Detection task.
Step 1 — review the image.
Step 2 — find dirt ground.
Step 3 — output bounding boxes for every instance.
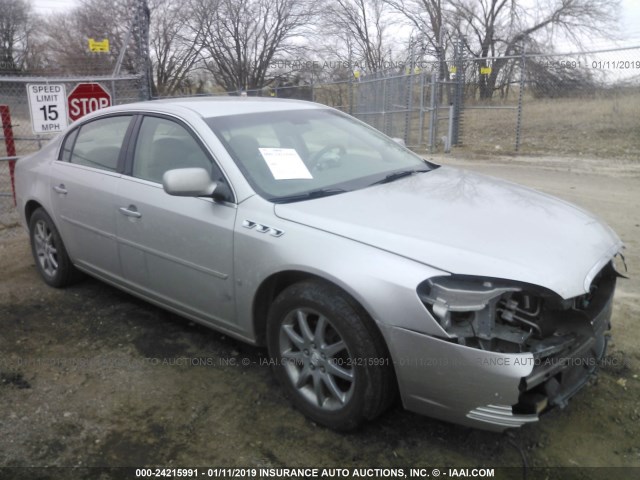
[1,155,639,479]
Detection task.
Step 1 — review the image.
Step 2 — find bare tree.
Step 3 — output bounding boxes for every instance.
[325,0,394,73]
[383,0,450,73]
[385,0,619,99]
[526,58,597,98]
[149,0,204,96]
[0,0,37,72]
[43,0,137,75]
[190,0,313,92]
[42,0,197,93]
[450,0,620,98]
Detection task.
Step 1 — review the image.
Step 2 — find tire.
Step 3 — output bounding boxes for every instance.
[266,280,395,430]
[29,208,81,288]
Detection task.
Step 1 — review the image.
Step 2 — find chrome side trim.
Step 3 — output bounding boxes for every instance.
[466,404,538,428]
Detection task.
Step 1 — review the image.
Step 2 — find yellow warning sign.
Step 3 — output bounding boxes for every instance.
[88,38,110,53]
[480,66,492,75]
[449,66,457,74]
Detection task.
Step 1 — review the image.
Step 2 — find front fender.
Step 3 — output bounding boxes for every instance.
[233,196,450,340]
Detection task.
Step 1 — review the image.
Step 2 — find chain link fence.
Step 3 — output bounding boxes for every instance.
[2,41,639,214]
[357,45,640,158]
[192,44,639,160]
[455,46,640,158]
[1,76,145,152]
[0,76,147,214]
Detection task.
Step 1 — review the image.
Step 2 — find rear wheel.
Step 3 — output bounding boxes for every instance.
[266,280,395,430]
[29,208,81,287]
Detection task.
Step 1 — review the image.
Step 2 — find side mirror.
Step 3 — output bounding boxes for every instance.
[162,168,217,197]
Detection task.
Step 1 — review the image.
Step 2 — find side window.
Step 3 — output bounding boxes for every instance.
[70,116,132,171]
[132,116,212,184]
[60,128,79,162]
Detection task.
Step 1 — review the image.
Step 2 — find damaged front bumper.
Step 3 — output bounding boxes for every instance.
[387,263,616,431]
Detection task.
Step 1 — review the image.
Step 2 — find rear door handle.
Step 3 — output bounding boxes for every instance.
[53,184,67,194]
[119,206,142,218]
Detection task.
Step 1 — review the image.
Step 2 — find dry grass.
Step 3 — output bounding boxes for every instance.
[458,92,640,160]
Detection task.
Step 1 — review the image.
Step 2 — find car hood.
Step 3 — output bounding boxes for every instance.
[274,166,622,299]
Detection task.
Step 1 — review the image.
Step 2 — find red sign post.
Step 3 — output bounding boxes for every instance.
[67,83,112,122]
[1,105,17,205]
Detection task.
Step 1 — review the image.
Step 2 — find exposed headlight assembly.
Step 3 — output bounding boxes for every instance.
[418,276,546,351]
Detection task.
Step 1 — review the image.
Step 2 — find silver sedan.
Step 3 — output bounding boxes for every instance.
[15,98,624,431]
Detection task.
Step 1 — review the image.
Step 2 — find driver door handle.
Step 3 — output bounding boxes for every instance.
[53,184,67,194]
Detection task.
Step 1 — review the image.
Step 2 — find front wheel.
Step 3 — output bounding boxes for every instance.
[266,280,395,430]
[29,208,81,288]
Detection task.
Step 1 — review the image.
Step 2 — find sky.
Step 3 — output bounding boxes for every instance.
[619,0,640,44]
[32,0,640,48]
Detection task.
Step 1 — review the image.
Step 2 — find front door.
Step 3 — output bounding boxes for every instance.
[115,115,238,328]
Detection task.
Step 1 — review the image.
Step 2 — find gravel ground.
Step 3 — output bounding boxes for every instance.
[0,155,639,480]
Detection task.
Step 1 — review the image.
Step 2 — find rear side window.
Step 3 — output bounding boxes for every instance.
[68,116,132,171]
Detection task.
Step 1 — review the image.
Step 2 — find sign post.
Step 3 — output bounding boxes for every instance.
[0,105,17,205]
[26,84,69,134]
[67,83,112,122]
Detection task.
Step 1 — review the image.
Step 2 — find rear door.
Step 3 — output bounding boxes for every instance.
[114,114,238,329]
[49,115,134,279]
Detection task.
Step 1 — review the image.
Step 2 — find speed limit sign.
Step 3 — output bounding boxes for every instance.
[26,84,69,134]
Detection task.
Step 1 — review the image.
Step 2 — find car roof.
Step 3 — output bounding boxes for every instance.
[104,96,327,118]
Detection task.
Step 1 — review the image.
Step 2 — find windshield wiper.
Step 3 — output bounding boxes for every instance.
[273,187,348,204]
[370,168,430,186]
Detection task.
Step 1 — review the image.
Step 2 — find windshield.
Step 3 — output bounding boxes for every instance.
[206,108,435,203]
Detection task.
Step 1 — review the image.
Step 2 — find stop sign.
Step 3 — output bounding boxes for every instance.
[67,83,112,121]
